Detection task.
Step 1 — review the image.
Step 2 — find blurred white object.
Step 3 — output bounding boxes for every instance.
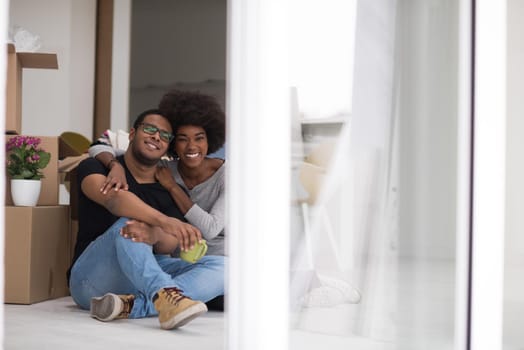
[8,25,41,52]
[301,276,361,308]
[106,129,129,151]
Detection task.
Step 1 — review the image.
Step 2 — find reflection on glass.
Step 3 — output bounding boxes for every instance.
[288,0,356,121]
[289,1,461,349]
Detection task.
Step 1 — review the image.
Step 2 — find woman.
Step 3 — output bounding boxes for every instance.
[89,90,226,309]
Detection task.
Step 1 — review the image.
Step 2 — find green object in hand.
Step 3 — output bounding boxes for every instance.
[180,240,208,263]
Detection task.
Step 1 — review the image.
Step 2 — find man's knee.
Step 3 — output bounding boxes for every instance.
[101,217,130,241]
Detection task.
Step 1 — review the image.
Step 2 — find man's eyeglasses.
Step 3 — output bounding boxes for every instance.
[138,123,174,142]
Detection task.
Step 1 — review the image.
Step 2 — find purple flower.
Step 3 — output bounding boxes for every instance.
[5,135,50,180]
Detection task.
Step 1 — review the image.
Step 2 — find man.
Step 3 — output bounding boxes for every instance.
[68,109,225,330]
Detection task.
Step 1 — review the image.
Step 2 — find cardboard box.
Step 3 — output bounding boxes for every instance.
[57,155,86,259]
[58,153,88,220]
[5,44,58,134]
[5,136,59,206]
[4,206,71,304]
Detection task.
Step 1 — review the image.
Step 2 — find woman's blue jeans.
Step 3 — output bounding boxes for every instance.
[69,217,225,318]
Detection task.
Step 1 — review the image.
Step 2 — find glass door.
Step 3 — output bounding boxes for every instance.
[227,0,506,349]
[287,1,468,349]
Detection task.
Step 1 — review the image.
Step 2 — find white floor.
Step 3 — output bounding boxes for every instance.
[4,296,391,350]
[4,297,225,350]
[5,259,524,350]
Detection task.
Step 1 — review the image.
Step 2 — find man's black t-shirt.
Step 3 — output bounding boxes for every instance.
[70,155,186,270]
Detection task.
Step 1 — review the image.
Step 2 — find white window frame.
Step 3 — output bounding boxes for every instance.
[226,1,290,349]
[0,0,7,343]
[470,1,506,350]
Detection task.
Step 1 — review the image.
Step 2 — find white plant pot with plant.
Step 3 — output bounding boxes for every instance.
[6,136,51,206]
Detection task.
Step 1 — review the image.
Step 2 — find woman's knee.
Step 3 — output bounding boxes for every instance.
[201,255,226,272]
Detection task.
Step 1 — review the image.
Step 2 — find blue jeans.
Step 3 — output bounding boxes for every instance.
[69,217,225,318]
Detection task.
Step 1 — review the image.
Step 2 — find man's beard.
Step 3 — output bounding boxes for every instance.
[129,140,163,167]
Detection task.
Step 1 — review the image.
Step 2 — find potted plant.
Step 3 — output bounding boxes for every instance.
[6,135,51,206]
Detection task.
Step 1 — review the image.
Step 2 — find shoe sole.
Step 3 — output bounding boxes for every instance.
[90,294,122,322]
[160,303,208,330]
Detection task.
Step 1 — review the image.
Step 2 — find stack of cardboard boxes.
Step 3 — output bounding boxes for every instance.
[4,43,72,304]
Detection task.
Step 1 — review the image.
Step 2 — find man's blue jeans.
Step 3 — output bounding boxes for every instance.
[69,217,225,318]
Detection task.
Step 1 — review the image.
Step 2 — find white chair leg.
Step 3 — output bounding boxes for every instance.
[301,202,314,270]
[320,207,343,270]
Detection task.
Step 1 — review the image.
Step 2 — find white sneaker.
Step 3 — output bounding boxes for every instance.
[318,276,361,304]
[300,273,362,308]
[301,285,346,308]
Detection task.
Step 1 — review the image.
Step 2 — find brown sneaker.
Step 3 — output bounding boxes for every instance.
[90,293,135,322]
[153,287,207,330]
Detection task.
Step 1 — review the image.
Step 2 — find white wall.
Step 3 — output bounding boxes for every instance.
[505,0,524,338]
[506,0,524,266]
[111,0,132,132]
[8,0,96,139]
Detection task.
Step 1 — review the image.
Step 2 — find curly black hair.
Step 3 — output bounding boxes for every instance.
[158,89,226,156]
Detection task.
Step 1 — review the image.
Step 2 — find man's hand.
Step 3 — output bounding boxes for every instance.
[160,217,202,252]
[100,162,129,194]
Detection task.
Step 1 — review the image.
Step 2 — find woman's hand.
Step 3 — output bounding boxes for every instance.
[120,219,159,245]
[155,166,177,190]
[101,162,129,194]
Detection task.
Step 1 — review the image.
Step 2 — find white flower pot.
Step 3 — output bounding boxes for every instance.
[10,179,42,206]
